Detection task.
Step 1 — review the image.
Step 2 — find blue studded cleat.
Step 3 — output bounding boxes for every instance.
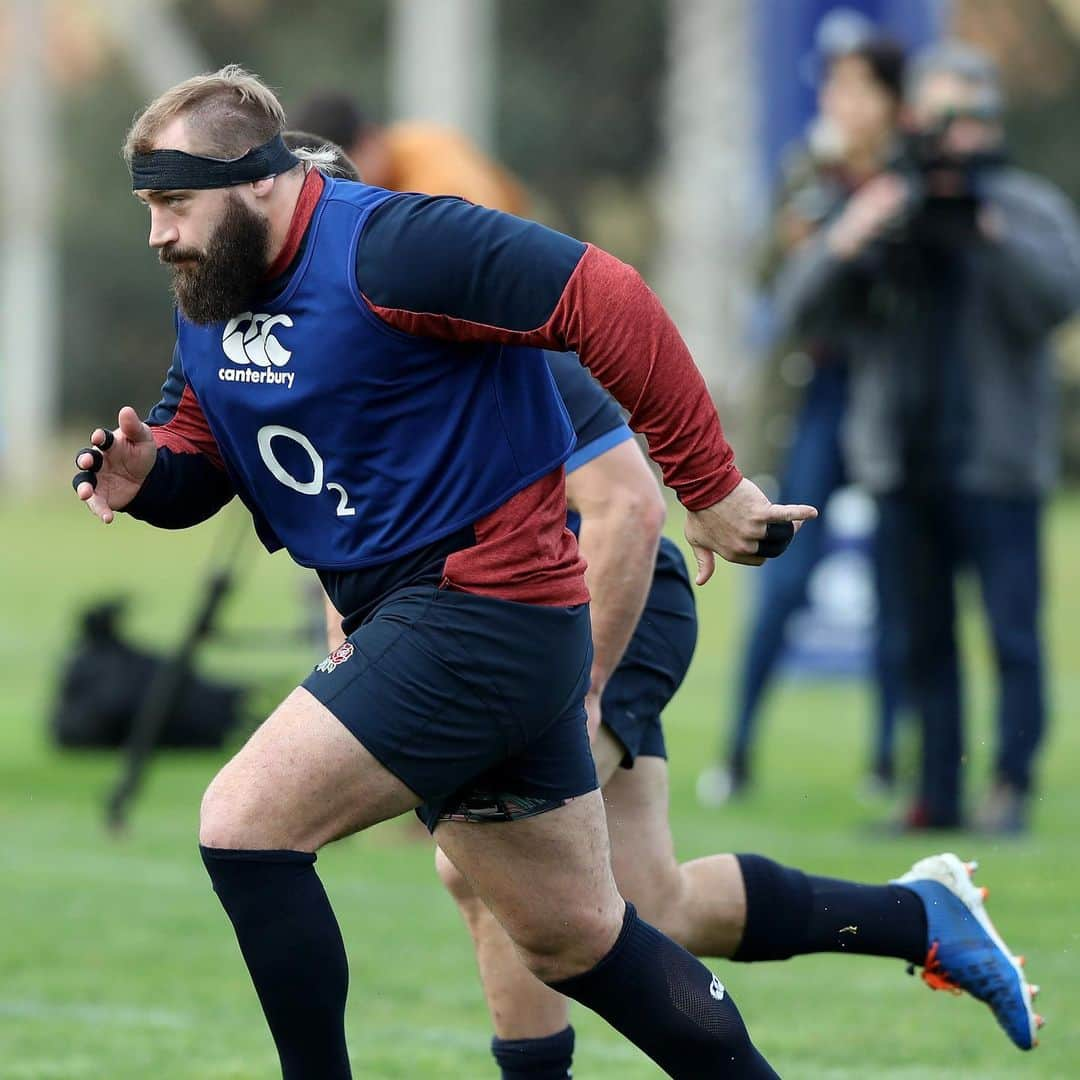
[893,853,1042,1051]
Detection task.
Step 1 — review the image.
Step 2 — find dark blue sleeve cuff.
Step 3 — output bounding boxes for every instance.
[123,447,234,529]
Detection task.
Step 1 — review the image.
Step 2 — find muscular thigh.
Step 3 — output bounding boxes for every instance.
[199,686,421,852]
[435,790,622,976]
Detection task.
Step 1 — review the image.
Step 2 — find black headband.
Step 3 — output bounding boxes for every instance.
[130,133,300,190]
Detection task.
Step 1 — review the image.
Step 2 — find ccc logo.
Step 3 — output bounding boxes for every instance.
[222,312,293,367]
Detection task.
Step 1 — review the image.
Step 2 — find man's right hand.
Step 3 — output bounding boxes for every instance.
[684,476,817,584]
[826,173,910,259]
[73,406,157,524]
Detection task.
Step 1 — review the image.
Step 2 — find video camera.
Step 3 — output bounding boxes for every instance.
[889,107,1004,246]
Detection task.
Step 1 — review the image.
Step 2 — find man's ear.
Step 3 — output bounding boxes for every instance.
[250,176,275,199]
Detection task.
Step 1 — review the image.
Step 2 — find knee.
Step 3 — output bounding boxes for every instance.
[199,770,289,851]
[510,903,624,984]
[611,860,687,944]
[993,624,1041,671]
[627,879,685,942]
[198,774,245,849]
[908,629,955,668]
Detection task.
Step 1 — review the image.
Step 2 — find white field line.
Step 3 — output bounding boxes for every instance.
[0,1055,104,1078]
[0,998,192,1029]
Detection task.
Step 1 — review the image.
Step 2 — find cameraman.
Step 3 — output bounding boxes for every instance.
[776,41,1080,832]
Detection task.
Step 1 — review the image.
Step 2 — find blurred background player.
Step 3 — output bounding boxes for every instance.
[293,90,528,213]
[281,128,1043,1066]
[776,40,1080,831]
[701,32,908,804]
[435,347,1041,1077]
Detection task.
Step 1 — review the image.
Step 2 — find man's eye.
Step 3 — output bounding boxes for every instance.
[166,196,186,207]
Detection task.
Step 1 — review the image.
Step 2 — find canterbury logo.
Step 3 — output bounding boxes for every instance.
[219,312,296,388]
[222,312,293,367]
[709,974,725,1001]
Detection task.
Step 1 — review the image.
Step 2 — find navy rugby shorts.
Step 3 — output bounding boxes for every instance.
[601,557,698,768]
[302,584,597,831]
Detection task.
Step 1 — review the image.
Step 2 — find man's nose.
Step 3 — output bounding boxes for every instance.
[148,210,179,249]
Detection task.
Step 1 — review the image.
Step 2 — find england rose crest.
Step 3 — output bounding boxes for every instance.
[316,641,355,673]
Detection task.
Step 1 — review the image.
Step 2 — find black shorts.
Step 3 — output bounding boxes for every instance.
[302,585,597,831]
[601,561,698,768]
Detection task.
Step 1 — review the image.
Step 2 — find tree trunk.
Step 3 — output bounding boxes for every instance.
[655,0,755,405]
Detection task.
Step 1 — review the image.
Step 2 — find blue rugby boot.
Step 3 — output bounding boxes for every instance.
[894,853,1043,1050]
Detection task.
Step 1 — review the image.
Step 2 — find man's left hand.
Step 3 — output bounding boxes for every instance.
[685,476,818,584]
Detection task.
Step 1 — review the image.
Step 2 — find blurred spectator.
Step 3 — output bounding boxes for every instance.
[291,91,528,214]
[777,41,1080,832]
[700,35,907,805]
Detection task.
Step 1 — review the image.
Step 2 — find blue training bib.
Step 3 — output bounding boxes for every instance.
[176,177,574,569]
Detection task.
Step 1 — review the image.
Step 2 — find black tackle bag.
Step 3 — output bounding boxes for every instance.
[50,600,244,749]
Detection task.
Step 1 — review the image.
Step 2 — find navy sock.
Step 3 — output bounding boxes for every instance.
[492,1025,574,1079]
[733,854,927,966]
[200,846,351,1079]
[549,903,776,1079]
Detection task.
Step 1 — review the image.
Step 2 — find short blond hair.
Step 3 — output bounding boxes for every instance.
[123,64,287,164]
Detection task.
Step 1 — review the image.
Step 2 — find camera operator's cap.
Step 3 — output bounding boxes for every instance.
[906,41,1003,118]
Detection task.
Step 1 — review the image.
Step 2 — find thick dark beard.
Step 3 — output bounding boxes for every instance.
[164,195,270,325]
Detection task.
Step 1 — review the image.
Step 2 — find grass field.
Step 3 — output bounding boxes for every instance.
[3,487,1079,1078]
